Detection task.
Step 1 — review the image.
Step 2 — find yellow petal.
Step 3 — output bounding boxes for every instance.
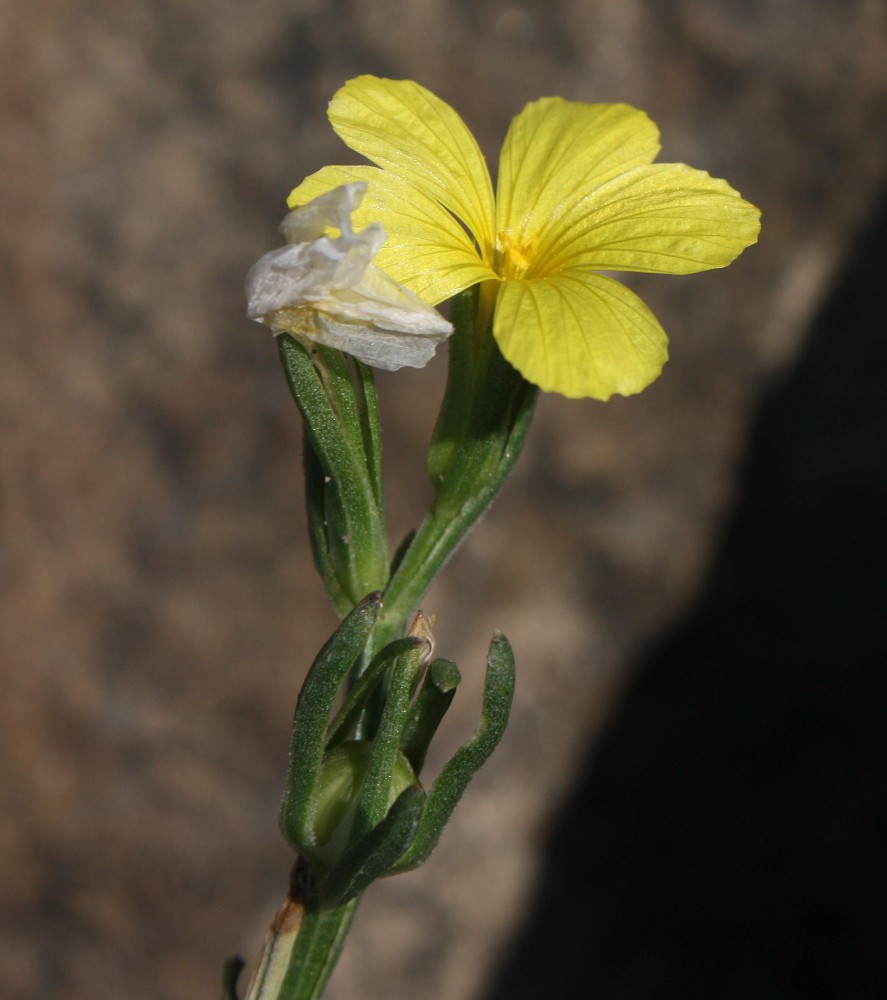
[327,76,496,262]
[496,100,660,253]
[536,163,761,276]
[493,272,668,400]
[289,165,494,304]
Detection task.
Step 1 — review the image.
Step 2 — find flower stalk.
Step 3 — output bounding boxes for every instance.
[375,286,537,649]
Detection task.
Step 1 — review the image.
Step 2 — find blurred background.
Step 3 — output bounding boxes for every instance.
[2,1,886,998]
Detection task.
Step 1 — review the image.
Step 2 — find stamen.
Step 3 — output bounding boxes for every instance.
[496,231,534,278]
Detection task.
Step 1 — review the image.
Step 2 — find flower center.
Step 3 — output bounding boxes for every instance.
[496,231,535,280]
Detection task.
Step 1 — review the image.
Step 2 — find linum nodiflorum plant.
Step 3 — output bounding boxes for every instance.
[228,76,760,999]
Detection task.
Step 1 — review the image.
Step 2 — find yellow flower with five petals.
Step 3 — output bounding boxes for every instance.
[290,76,760,400]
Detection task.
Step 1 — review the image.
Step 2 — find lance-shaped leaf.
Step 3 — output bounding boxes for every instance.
[279,593,381,858]
[390,632,515,873]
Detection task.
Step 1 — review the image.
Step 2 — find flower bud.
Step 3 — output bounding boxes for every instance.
[312,741,417,866]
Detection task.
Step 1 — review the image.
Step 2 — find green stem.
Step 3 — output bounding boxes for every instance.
[377,289,537,647]
[245,866,359,1000]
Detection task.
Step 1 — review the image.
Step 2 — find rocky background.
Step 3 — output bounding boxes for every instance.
[2,2,886,999]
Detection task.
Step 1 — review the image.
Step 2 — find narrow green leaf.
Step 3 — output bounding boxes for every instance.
[390,632,515,873]
[279,594,382,857]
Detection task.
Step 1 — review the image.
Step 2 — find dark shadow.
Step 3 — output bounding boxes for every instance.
[486,190,887,1000]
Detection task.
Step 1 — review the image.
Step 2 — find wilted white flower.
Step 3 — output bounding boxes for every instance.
[246,182,453,370]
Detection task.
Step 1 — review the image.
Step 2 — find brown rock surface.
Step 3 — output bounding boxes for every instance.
[2,2,885,999]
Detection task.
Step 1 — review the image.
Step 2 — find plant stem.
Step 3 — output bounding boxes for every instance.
[245,861,359,1000]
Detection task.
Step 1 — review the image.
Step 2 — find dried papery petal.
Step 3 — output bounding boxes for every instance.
[247,182,452,370]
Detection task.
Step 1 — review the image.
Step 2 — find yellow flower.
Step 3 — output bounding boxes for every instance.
[290,76,761,400]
